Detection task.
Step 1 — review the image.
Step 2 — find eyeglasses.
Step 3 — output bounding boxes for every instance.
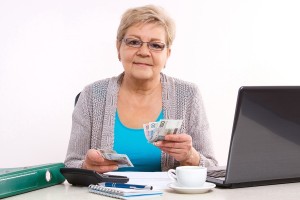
[122,38,166,52]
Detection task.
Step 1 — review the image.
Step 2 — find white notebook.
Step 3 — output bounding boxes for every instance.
[88,184,163,200]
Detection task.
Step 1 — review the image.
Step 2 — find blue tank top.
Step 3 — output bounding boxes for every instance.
[113,111,163,171]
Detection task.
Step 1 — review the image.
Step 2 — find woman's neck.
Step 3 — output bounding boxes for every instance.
[120,75,162,96]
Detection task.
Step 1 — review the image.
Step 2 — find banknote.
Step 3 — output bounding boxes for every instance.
[99,149,116,154]
[143,119,183,142]
[145,122,160,142]
[98,149,134,168]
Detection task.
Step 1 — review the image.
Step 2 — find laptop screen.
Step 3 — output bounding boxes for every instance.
[226,86,300,184]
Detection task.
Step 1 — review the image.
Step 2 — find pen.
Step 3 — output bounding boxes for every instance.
[99,182,153,190]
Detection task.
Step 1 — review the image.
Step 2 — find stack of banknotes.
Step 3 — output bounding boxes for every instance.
[143,119,183,143]
[98,149,134,168]
[98,119,183,168]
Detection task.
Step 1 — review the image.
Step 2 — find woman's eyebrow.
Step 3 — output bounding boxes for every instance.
[125,35,163,42]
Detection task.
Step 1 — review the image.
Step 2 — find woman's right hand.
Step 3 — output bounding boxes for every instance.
[82,149,119,173]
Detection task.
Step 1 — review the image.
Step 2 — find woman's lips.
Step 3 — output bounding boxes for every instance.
[133,62,153,67]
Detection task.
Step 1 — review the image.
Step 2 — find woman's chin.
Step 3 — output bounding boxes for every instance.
[131,70,155,80]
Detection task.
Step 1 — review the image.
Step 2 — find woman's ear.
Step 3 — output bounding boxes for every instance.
[116,40,121,61]
[167,48,171,58]
[164,48,171,68]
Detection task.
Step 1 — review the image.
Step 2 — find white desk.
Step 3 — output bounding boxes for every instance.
[6,181,300,200]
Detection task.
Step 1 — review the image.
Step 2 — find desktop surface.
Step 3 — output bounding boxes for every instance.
[5,181,300,200]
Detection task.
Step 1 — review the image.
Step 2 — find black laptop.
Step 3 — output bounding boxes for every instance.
[207,86,300,188]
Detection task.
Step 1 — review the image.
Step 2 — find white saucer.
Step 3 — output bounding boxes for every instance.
[168,182,216,194]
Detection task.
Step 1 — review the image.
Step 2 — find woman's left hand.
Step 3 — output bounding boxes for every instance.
[154,133,200,166]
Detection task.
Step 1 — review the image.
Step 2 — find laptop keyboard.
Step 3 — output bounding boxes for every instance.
[207,168,227,178]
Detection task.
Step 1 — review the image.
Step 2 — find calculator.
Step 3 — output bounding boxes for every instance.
[60,168,129,186]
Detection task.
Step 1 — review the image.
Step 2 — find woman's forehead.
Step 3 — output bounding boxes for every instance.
[125,23,166,41]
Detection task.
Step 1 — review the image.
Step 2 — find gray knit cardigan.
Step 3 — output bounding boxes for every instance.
[64,73,218,171]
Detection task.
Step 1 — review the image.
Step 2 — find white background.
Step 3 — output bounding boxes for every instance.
[1,0,299,168]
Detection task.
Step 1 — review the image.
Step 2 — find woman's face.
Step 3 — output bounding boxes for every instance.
[117,23,171,82]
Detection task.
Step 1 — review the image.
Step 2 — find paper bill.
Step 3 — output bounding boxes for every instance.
[143,123,150,140]
[98,149,134,168]
[143,119,183,142]
[102,153,134,168]
[144,122,159,142]
[99,149,116,154]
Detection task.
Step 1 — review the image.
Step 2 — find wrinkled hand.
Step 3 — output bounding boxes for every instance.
[154,134,200,166]
[82,149,118,173]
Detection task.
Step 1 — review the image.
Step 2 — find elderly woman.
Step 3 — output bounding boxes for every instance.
[64,5,217,173]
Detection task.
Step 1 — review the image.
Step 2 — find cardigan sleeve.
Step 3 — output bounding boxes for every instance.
[64,85,93,168]
[186,83,218,167]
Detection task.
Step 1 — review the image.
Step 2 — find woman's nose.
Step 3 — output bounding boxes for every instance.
[136,43,151,56]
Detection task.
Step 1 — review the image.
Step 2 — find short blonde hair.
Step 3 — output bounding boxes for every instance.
[117,5,176,47]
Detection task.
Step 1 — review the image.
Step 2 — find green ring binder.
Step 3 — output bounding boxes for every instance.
[0,163,65,199]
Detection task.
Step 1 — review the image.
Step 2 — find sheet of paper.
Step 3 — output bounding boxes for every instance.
[106,172,171,190]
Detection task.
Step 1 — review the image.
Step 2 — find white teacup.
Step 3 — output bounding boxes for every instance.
[168,166,207,187]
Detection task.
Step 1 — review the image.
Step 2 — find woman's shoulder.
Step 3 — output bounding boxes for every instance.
[87,77,114,87]
[82,74,121,92]
[162,73,200,94]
